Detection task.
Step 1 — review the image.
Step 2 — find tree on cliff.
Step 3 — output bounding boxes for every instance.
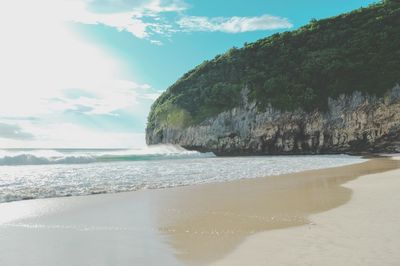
[148,0,400,130]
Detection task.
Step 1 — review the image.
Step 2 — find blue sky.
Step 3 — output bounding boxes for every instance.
[0,0,378,148]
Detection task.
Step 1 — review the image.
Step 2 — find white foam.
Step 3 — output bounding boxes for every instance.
[0,145,213,166]
[0,153,367,203]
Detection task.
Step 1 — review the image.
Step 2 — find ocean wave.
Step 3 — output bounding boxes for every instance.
[0,154,96,166]
[0,145,215,166]
[0,154,368,204]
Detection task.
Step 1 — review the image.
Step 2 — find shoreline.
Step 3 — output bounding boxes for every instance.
[212,158,400,266]
[0,154,366,205]
[156,158,400,265]
[0,157,399,265]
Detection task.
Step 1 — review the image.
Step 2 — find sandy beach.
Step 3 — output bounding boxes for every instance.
[0,157,399,265]
[212,160,400,266]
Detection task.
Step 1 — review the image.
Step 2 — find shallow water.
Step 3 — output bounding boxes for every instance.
[0,145,367,203]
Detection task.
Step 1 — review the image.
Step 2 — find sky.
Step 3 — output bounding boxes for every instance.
[0,0,378,148]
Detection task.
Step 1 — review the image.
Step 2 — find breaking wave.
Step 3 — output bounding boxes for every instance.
[0,145,215,166]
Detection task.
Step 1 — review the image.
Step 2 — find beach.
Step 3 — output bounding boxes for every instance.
[0,157,399,265]
[213,159,400,266]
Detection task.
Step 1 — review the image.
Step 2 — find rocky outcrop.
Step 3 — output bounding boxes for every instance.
[146,84,400,155]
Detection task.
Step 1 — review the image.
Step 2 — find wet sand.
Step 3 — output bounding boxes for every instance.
[155,158,400,265]
[212,160,400,266]
[0,158,399,265]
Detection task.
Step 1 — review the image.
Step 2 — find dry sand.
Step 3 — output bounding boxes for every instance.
[0,158,399,266]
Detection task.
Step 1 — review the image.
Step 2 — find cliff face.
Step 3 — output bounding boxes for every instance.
[146,1,400,155]
[146,85,400,155]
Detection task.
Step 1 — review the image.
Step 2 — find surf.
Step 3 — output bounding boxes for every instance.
[0,145,215,166]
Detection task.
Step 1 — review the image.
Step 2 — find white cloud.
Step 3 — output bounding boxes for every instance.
[60,0,291,42]
[150,39,163,46]
[141,0,188,14]
[0,123,146,149]
[0,0,158,116]
[0,0,128,116]
[64,2,151,38]
[64,0,187,40]
[177,15,293,33]
[85,0,188,14]
[51,80,156,115]
[0,123,34,140]
[0,0,156,147]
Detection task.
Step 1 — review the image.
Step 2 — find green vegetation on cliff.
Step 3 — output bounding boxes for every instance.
[148,0,400,130]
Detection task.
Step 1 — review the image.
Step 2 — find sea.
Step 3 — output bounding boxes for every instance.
[0,145,367,203]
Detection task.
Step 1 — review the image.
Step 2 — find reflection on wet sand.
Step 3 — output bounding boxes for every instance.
[156,158,400,265]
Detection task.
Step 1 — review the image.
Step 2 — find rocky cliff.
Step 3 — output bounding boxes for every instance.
[146,1,400,155]
[147,85,400,155]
